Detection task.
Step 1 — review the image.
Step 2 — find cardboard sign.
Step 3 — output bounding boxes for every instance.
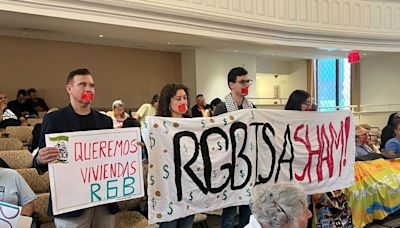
[46,128,144,215]
[0,201,21,228]
[142,109,355,223]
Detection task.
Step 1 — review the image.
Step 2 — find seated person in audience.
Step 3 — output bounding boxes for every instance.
[0,91,27,128]
[106,100,129,128]
[359,124,381,152]
[7,89,30,117]
[384,122,400,156]
[25,88,49,116]
[0,167,37,216]
[355,125,379,157]
[191,94,211,117]
[30,108,59,152]
[209,98,222,116]
[380,112,399,149]
[133,94,159,128]
[246,182,311,228]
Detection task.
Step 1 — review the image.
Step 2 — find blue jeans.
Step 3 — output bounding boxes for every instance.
[221,205,251,228]
[159,214,195,228]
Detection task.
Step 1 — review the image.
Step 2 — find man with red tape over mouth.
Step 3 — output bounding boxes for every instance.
[33,68,119,228]
[213,66,255,228]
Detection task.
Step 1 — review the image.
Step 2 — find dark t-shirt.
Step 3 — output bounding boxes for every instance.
[213,103,244,116]
[76,112,96,131]
[7,100,30,115]
[25,98,49,115]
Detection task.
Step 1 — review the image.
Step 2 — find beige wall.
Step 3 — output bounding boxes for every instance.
[0,36,181,110]
[360,53,400,106]
[256,60,307,105]
[195,49,257,103]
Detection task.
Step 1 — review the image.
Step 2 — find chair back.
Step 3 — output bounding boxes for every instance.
[5,126,34,143]
[0,150,33,169]
[16,168,50,194]
[33,193,54,224]
[0,138,23,151]
[27,118,43,126]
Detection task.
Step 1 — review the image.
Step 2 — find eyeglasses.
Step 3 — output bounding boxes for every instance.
[266,189,289,222]
[235,79,253,86]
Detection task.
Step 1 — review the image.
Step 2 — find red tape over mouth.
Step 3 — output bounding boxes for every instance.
[81,92,94,102]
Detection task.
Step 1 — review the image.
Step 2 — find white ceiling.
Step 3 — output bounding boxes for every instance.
[0,10,392,61]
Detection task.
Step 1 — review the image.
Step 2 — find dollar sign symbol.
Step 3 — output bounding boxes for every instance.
[246,188,251,196]
[236,133,241,141]
[250,143,254,151]
[189,192,193,201]
[213,170,217,178]
[240,169,245,178]
[204,199,211,208]
[251,110,255,120]
[183,144,188,153]
[150,175,155,186]
[223,118,227,125]
[151,197,156,209]
[163,121,169,133]
[217,141,222,150]
[144,121,148,129]
[163,165,169,179]
[149,133,155,149]
[201,120,205,128]
[222,190,227,200]
[167,202,173,215]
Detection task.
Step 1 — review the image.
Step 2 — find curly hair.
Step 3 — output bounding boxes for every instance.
[250,182,307,228]
[156,84,190,117]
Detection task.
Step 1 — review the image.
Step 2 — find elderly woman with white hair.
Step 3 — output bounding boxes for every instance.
[246,182,312,228]
[106,100,129,128]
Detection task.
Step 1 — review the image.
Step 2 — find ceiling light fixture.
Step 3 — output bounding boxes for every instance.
[234,50,238,53]
[363,53,367,56]
[98,34,104,38]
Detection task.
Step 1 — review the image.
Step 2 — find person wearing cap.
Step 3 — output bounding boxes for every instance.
[355,125,376,157]
[107,100,129,128]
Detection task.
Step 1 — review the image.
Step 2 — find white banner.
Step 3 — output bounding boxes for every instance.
[142,109,355,224]
[46,128,144,215]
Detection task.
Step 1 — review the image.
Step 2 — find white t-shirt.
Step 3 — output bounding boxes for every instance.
[0,168,37,206]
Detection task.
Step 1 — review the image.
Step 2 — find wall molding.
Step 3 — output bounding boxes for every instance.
[2,0,400,51]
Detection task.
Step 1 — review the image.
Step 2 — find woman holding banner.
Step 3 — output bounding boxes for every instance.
[284,90,312,112]
[155,83,195,228]
[285,90,353,227]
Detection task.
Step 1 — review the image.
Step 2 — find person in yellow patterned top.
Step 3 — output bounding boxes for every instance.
[133,94,159,128]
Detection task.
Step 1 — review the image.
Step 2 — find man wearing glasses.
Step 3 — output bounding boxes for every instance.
[213,67,255,228]
[213,67,255,116]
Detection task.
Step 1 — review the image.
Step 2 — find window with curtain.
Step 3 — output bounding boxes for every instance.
[316,59,351,112]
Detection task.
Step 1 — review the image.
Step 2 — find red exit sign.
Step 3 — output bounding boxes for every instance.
[348,51,360,63]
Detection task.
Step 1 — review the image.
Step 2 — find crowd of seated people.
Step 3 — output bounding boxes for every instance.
[2,78,400,228]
